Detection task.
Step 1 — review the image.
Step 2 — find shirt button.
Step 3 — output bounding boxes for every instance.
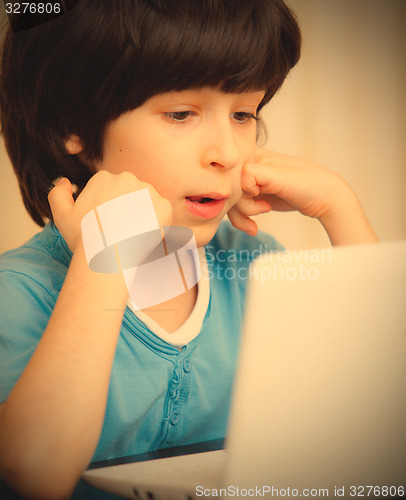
[171,411,180,425]
[183,358,192,373]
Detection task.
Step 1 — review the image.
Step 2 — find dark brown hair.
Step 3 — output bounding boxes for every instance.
[0,0,301,226]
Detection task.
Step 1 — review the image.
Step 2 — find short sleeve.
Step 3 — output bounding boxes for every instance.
[0,270,56,403]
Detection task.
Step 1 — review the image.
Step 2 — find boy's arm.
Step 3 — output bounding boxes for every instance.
[228,149,378,245]
[315,190,378,246]
[0,171,172,499]
[0,241,128,499]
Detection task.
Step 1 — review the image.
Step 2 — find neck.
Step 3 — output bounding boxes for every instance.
[140,284,198,333]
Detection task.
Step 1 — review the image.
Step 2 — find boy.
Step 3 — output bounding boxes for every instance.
[0,1,377,498]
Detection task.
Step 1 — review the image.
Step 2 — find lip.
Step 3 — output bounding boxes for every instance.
[185,193,228,219]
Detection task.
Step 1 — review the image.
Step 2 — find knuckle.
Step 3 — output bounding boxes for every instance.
[95,169,111,180]
[118,170,136,182]
[86,169,110,188]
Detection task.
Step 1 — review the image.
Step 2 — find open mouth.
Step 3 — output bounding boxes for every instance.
[186,196,217,204]
[184,194,228,219]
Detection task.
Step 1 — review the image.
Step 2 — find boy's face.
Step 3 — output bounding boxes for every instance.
[97,88,264,247]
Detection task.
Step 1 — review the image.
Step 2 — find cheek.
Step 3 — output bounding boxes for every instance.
[246,147,256,163]
[230,166,244,200]
[246,132,258,161]
[234,128,257,165]
[101,133,157,177]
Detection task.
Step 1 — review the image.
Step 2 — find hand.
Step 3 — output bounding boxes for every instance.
[48,170,173,253]
[228,148,378,245]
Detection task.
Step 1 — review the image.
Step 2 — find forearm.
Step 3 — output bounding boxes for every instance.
[234,151,380,245]
[0,242,128,499]
[319,184,379,246]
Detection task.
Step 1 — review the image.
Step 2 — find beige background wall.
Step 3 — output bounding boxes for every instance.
[1,0,405,253]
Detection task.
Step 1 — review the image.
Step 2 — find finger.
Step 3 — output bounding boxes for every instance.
[243,162,286,196]
[253,148,296,166]
[253,147,275,163]
[241,165,261,196]
[48,177,75,221]
[228,207,258,236]
[260,194,295,212]
[235,196,272,217]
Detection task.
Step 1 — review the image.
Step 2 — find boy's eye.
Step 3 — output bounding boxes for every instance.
[232,112,258,123]
[164,111,196,122]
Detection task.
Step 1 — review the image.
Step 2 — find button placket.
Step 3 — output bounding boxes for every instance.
[167,360,183,424]
[168,355,190,426]
[169,379,180,400]
[159,350,195,446]
[171,410,180,425]
[150,349,195,451]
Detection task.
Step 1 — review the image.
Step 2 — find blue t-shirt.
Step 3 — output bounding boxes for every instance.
[0,221,283,463]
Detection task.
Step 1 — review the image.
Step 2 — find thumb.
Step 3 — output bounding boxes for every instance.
[48,177,75,221]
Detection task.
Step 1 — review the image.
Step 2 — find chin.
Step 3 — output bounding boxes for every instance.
[189,219,224,248]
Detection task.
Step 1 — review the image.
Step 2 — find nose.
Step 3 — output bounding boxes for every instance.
[200,117,240,171]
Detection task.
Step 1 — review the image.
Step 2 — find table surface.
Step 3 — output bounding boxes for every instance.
[0,438,225,499]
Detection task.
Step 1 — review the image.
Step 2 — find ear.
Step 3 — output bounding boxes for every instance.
[65,134,84,154]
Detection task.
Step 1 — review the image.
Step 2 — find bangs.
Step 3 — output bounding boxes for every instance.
[98,0,301,117]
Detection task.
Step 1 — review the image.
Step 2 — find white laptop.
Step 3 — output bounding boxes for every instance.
[83,240,406,499]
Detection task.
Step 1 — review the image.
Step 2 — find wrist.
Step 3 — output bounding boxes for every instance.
[318,184,378,246]
[70,241,129,309]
